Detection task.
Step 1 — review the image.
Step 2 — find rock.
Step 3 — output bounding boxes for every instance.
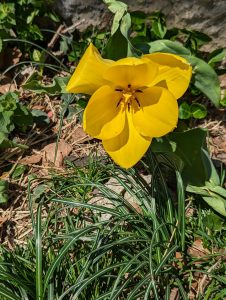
[54,0,226,51]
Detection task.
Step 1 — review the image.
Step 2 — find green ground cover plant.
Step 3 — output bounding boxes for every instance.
[0,0,225,299]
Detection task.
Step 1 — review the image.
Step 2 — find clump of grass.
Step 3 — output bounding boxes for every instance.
[0,154,225,300]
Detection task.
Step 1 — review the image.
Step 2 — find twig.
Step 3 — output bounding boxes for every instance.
[62,19,85,34]
[197,257,222,295]
[48,24,65,49]
[47,19,85,50]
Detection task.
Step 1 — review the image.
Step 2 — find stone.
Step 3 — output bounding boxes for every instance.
[54,0,226,51]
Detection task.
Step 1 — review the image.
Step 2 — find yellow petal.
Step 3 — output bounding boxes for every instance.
[143,52,192,99]
[132,87,178,137]
[66,43,113,95]
[83,85,125,140]
[103,111,152,168]
[103,57,158,89]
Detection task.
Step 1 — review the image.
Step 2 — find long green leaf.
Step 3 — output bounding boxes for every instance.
[0,286,22,300]
[43,226,96,296]
[36,203,43,300]
[176,171,185,252]
[184,55,220,107]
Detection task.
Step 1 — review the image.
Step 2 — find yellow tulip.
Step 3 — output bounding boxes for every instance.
[66,43,192,168]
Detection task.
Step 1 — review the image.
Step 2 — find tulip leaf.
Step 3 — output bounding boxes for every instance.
[152,128,212,186]
[208,48,225,66]
[169,128,211,186]
[103,28,129,60]
[187,184,226,217]
[148,39,191,55]
[183,55,221,107]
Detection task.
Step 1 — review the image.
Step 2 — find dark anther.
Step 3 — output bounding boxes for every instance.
[127,102,131,111]
[128,84,131,88]
[135,97,140,107]
[135,89,143,93]
[115,88,123,92]
[117,98,123,107]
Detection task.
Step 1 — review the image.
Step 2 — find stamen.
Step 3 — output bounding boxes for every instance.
[128,102,131,112]
[115,88,123,92]
[135,89,143,93]
[117,98,123,107]
[135,97,141,107]
[128,84,131,88]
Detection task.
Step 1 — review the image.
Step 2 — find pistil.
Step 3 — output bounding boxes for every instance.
[115,85,142,110]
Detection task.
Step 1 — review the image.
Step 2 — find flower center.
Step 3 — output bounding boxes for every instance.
[115,84,142,112]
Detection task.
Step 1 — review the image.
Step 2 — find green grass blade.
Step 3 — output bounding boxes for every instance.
[176,278,188,300]
[0,286,22,300]
[127,275,150,300]
[155,245,178,275]
[176,171,185,251]
[52,198,121,216]
[36,203,43,300]
[3,38,68,71]
[43,226,96,296]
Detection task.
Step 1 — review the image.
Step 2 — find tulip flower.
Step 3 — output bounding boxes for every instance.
[66,44,192,168]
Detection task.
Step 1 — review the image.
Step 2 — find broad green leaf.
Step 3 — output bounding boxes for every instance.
[183,55,221,107]
[120,12,131,38]
[103,28,128,60]
[201,149,220,185]
[26,8,39,24]
[169,128,210,186]
[0,132,28,149]
[150,12,167,39]
[11,164,27,179]
[220,95,226,107]
[203,196,226,217]
[0,111,14,133]
[203,212,225,232]
[32,109,50,125]
[190,103,207,119]
[13,104,33,131]
[151,137,176,153]
[153,129,218,187]
[103,0,128,35]
[208,48,225,66]
[186,180,226,216]
[0,132,14,149]
[32,49,42,62]
[148,39,191,55]
[131,11,146,36]
[0,92,18,112]
[0,179,8,204]
[131,36,150,54]
[23,75,69,95]
[179,102,191,119]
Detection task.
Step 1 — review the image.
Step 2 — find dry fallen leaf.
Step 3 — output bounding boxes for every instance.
[0,75,16,94]
[42,139,73,167]
[187,239,209,258]
[170,288,179,300]
[19,154,42,165]
[0,216,7,226]
[74,125,88,141]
